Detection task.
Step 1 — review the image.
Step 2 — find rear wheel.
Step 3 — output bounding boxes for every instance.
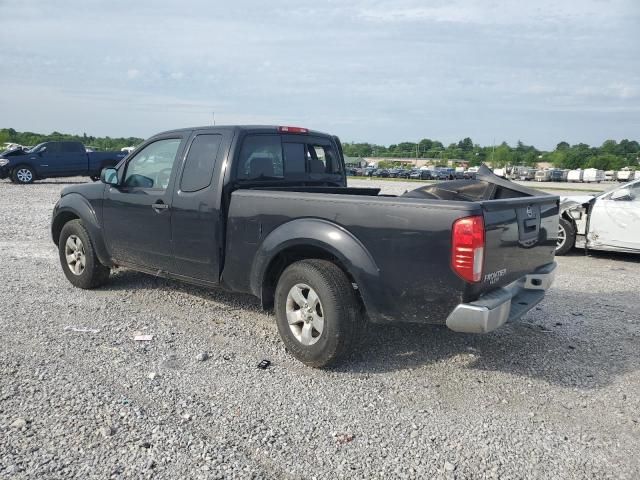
[556,217,576,256]
[12,165,35,184]
[58,220,110,289]
[274,259,362,368]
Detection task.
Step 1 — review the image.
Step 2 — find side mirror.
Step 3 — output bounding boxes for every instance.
[610,188,633,201]
[100,167,119,186]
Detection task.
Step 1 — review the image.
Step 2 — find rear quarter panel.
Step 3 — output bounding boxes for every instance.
[224,190,481,324]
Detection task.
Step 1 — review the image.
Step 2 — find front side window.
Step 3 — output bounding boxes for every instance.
[45,143,61,153]
[180,134,222,192]
[627,182,640,202]
[123,138,181,190]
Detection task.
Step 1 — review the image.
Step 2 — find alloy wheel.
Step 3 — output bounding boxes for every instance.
[16,168,33,183]
[65,235,86,275]
[286,283,325,346]
[556,224,566,250]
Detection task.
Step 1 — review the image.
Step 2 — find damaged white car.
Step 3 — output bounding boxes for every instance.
[557,178,640,255]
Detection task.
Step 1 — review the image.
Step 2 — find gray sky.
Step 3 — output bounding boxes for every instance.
[1,0,639,149]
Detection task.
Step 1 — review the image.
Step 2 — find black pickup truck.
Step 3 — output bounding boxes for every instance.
[0,141,126,184]
[51,126,559,367]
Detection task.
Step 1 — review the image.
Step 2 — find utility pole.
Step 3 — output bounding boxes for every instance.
[212,112,216,126]
[491,137,495,165]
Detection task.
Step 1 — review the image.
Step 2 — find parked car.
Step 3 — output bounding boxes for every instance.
[373,168,389,177]
[557,178,640,255]
[0,141,126,184]
[464,167,479,179]
[434,168,455,180]
[50,126,559,367]
[387,168,402,178]
[410,169,433,180]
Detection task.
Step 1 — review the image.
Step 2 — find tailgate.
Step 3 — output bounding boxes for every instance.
[471,195,558,296]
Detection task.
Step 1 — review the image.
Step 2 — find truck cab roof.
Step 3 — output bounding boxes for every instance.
[152,125,334,139]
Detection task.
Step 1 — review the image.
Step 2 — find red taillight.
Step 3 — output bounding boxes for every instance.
[451,215,485,283]
[278,126,308,134]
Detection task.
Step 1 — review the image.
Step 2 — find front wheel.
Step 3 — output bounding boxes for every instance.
[556,218,576,256]
[58,220,110,289]
[274,259,363,368]
[12,166,35,184]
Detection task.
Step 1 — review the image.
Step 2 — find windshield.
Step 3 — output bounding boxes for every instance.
[595,178,640,198]
[28,143,47,153]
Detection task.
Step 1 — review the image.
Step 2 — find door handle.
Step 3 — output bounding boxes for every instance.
[152,201,170,213]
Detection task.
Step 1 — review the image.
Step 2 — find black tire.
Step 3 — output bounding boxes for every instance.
[90,175,100,182]
[11,165,35,184]
[556,217,576,256]
[274,259,363,368]
[58,220,110,289]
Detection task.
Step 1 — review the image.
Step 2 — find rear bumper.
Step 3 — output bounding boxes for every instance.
[446,262,557,334]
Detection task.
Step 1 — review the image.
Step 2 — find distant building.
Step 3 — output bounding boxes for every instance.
[344,156,367,167]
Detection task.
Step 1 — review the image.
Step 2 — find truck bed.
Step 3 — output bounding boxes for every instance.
[223,173,559,325]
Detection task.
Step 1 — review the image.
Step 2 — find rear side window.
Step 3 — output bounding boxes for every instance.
[62,142,84,153]
[180,134,222,192]
[307,144,341,174]
[237,135,283,179]
[236,134,343,180]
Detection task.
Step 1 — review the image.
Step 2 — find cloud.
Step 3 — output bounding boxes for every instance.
[0,0,638,148]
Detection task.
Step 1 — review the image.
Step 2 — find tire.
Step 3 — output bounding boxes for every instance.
[58,219,110,289]
[274,259,363,368]
[90,175,100,182]
[12,165,35,184]
[556,217,576,256]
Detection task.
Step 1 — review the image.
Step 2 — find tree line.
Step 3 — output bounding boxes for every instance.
[342,137,640,171]
[2,128,638,171]
[0,128,144,153]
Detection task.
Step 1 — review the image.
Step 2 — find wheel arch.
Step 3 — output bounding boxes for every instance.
[51,194,112,266]
[250,219,381,319]
[12,163,38,181]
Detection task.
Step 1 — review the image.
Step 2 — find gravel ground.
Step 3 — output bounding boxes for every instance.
[1,178,639,479]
